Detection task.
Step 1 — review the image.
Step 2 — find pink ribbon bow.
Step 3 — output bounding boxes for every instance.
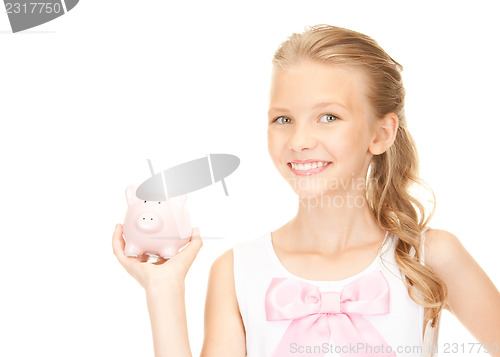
[265,270,396,357]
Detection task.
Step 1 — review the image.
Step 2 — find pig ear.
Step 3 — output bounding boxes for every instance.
[170,193,188,207]
[125,185,138,205]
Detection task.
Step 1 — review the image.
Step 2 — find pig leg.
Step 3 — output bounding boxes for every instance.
[160,247,179,259]
[124,243,143,257]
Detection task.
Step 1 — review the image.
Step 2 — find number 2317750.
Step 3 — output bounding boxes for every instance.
[5,2,62,14]
[443,343,499,354]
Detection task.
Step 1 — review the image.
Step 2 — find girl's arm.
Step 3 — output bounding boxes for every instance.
[112,224,199,356]
[113,224,246,357]
[200,249,246,356]
[425,229,500,355]
[145,281,192,357]
[144,249,247,357]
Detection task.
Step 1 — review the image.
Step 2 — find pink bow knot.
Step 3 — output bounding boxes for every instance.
[265,270,396,357]
[318,291,341,314]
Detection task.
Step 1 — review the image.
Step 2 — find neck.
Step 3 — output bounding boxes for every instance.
[288,189,386,255]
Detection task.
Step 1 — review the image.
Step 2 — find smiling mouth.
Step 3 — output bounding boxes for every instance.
[287,161,332,176]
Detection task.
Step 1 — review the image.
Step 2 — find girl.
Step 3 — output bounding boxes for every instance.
[112,25,500,356]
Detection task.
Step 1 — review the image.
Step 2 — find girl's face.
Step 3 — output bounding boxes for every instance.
[267,60,379,198]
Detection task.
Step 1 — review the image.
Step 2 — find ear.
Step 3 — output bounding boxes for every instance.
[125,185,138,205]
[368,112,399,156]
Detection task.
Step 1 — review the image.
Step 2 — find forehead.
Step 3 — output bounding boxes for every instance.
[269,60,371,116]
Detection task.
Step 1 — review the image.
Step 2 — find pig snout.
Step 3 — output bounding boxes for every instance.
[135,212,164,233]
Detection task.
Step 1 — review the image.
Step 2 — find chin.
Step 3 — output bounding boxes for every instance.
[292,184,331,199]
[284,172,330,191]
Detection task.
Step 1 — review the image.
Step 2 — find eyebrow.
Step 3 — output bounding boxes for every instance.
[268,101,347,114]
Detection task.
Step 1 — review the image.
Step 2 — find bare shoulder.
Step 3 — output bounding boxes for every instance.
[423,228,465,269]
[207,248,238,297]
[210,248,234,277]
[423,229,465,311]
[201,248,246,357]
[423,229,500,343]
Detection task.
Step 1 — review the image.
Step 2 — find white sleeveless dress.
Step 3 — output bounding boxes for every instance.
[232,228,440,357]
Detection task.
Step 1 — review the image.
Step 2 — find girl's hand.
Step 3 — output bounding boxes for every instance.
[112,224,203,290]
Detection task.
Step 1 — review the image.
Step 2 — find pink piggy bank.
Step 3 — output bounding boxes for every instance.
[122,185,192,259]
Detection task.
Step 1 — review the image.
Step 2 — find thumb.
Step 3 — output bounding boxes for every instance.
[169,227,203,271]
[184,227,203,256]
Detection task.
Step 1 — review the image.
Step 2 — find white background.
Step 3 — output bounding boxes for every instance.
[0,0,499,356]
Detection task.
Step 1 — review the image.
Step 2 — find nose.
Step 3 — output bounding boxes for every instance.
[135,212,164,233]
[288,124,317,152]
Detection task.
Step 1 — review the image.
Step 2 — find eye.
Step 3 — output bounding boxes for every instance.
[273,116,292,124]
[144,200,147,203]
[320,113,339,123]
[158,202,161,204]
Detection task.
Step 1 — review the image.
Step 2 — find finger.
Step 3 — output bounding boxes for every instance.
[169,227,203,268]
[112,224,134,267]
[186,227,203,253]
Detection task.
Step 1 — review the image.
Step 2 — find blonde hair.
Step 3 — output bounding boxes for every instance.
[272,24,447,328]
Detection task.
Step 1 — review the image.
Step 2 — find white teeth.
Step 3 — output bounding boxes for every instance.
[290,162,330,170]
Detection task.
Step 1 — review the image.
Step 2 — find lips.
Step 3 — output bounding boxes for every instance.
[287,162,332,176]
[289,159,332,164]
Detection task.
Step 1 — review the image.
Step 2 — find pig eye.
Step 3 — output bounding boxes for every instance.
[144,200,146,203]
[158,201,161,204]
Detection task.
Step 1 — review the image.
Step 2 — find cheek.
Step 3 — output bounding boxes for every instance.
[267,130,282,160]
[323,128,365,159]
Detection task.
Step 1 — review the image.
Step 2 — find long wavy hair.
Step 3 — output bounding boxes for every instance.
[271,24,447,328]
